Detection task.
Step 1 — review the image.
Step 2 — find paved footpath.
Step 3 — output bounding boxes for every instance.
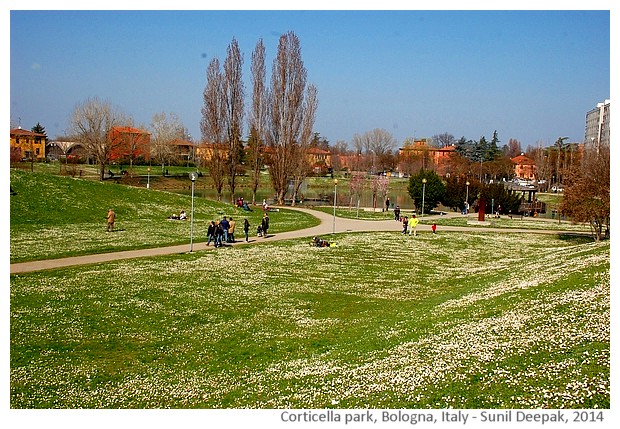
[9,207,585,274]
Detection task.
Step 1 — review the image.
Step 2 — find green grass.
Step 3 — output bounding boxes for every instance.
[9,168,608,409]
[10,231,609,408]
[312,205,396,220]
[416,214,591,231]
[10,169,319,262]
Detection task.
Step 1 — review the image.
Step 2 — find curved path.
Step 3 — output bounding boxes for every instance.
[10,207,586,274]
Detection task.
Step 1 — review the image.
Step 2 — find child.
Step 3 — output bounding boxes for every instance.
[432,223,437,234]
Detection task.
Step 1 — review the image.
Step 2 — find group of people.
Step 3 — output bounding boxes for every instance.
[206,213,270,247]
[310,236,330,247]
[168,210,187,220]
[400,214,437,236]
[235,197,252,212]
[207,216,243,247]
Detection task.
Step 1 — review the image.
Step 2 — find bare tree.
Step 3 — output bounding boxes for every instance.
[248,38,267,205]
[200,58,227,200]
[70,97,123,180]
[432,132,455,148]
[527,140,552,191]
[505,138,522,158]
[150,112,185,174]
[352,128,397,172]
[265,31,316,205]
[290,84,318,206]
[223,38,245,203]
[366,128,397,158]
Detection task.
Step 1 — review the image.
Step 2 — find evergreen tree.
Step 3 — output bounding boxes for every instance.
[441,176,480,212]
[407,170,446,215]
[455,136,475,160]
[479,182,521,214]
[31,122,48,142]
[488,130,501,161]
[473,136,488,162]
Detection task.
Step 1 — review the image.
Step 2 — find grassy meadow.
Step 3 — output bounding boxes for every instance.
[9,168,609,409]
[10,231,609,408]
[9,169,318,263]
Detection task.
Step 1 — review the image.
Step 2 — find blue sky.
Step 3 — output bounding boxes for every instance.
[8,7,611,148]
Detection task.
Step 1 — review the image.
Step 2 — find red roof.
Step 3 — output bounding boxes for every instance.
[511,154,536,165]
[110,126,150,135]
[307,147,330,155]
[11,128,46,137]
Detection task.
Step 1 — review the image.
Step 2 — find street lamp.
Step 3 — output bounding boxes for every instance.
[465,181,470,214]
[189,172,197,252]
[421,178,427,218]
[147,167,151,190]
[333,179,338,234]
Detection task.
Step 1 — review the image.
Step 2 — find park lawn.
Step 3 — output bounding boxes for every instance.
[312,205,395,220]
[416,215,591,232]
[9,169,319,263]
[10,231,609,408]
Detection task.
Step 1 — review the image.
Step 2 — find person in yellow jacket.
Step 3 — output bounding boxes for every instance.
[408,214,419,236]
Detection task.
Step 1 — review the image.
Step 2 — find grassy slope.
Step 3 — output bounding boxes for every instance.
[9,169,319,262]
[10,231,609,409]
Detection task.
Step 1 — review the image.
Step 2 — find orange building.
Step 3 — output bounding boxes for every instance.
[10,128,46,160]
[306,147,332,173]
[511,154,537,180]
[398,140,457,175]
[169,139,196,164]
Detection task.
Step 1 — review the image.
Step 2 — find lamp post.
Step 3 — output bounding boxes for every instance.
[189,172,197,252]
[147,167,151,190]
[421,178,427,218]
[465,180,470,214]
[333,179,338,234]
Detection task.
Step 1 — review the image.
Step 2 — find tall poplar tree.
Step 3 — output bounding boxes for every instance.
[223,38,245,203]
[200,58,227,200]
[248,38,267,205]
[265,31,318,205]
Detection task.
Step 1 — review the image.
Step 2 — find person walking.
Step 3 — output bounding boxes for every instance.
[106,208,116,232]
[261,213,269,237]
[220,216,230,243]
[243,218,250,242]
[409,214,419,236]
[385,197,390,212]
[394,205,401,221]
[206,220,216,246]
[214,220,224,247]
[432,223,437,234]
[401,216,408,234]
[228,217,236,243]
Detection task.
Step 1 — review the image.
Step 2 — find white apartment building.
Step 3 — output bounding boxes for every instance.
[584,99,610,151]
